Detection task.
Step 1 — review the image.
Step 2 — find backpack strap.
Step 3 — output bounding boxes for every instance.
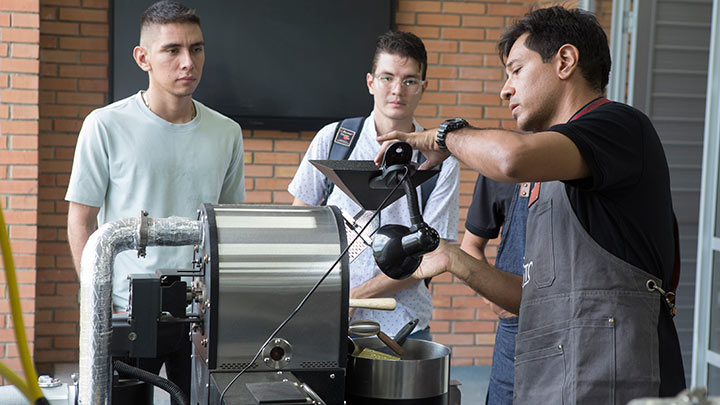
[321,116,366,205]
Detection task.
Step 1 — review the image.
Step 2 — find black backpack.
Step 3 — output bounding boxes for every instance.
[320,116,442,209]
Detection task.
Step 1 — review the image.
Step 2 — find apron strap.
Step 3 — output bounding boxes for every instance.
[671,213,681,293]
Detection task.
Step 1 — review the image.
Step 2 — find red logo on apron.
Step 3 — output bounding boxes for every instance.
[528,183,541,207]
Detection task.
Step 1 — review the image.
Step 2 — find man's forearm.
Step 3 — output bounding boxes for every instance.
[67,203,100,279]
[68,224,95,278]
[445,127,529,182]
[350,272,418,300]
[448,246,523,314]
[377,127,526,182]
[376,126,590,183]
[445,127,590,183]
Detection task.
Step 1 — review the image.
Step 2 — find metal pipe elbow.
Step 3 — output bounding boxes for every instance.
[78,216,202,405]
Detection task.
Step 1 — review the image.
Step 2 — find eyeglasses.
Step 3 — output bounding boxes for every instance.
[373,75,425,94]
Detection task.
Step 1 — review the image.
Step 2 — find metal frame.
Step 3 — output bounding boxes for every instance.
[578,0,596,12]
[632,0,658,112]
[693,0,720,388]
[607,0,720,388]
[608,0,635,103]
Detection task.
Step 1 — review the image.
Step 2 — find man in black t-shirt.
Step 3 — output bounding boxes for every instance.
[375,6,685,403]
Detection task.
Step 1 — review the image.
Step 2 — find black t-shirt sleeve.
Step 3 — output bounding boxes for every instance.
[549,102,645,191]
[465,174,515,239]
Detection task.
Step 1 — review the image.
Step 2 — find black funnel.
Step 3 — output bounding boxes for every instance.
[313,142,441,280]
[309,160,439,211]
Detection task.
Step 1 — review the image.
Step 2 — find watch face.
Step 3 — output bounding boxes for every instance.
[448,118,467,130]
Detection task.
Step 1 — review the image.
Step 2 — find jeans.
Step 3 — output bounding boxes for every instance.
[487,317,517,405]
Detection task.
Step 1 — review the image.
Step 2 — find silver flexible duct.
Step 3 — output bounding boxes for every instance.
[78,216,202,405]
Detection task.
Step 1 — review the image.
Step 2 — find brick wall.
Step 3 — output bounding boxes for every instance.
[0,0,41,380]
[21,0,614,375]
[34,0,109,373]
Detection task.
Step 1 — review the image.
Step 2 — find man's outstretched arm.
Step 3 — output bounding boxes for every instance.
[461,231,518,317]
[417,239,523,314]
[375,127,590,184]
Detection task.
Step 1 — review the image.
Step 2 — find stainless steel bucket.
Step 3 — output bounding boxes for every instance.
[347,337,451,403]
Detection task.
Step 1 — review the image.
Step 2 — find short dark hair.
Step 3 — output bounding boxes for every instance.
[371,30,428,80]
[141,0,200,29]
[498,6,611,92]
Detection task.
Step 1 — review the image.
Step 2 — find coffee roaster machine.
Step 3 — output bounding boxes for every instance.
[189,203,350,404]
[80,142,451,404]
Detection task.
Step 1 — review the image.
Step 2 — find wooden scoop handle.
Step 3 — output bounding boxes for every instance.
[349,298,397,311]
[377,331,404,356]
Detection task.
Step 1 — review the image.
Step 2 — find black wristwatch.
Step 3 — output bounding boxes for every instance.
[436,118,469,152]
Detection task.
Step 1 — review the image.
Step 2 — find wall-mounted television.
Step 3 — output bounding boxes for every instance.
[112,0,395,131]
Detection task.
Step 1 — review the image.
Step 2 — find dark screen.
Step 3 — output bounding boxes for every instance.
[112,0,394,130]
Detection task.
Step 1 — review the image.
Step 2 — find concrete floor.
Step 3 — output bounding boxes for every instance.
[56,362,173,404]
[451,365,491,404]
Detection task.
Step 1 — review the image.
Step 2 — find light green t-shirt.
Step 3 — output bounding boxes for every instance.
[66,91,245,310]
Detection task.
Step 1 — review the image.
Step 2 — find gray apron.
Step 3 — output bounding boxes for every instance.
[514,181,662,404]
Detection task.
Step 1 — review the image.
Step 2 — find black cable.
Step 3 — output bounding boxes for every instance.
[113,360,188,405]
[218,168,409,404]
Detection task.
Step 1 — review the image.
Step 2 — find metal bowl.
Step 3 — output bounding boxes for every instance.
[347,337,451,400]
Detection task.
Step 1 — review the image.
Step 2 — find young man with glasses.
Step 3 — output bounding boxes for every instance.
[288,30,460,340]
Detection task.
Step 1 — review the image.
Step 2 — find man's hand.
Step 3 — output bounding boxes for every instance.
[413,239,455,280]
[482,296,517,318]
[375,128,450,169]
